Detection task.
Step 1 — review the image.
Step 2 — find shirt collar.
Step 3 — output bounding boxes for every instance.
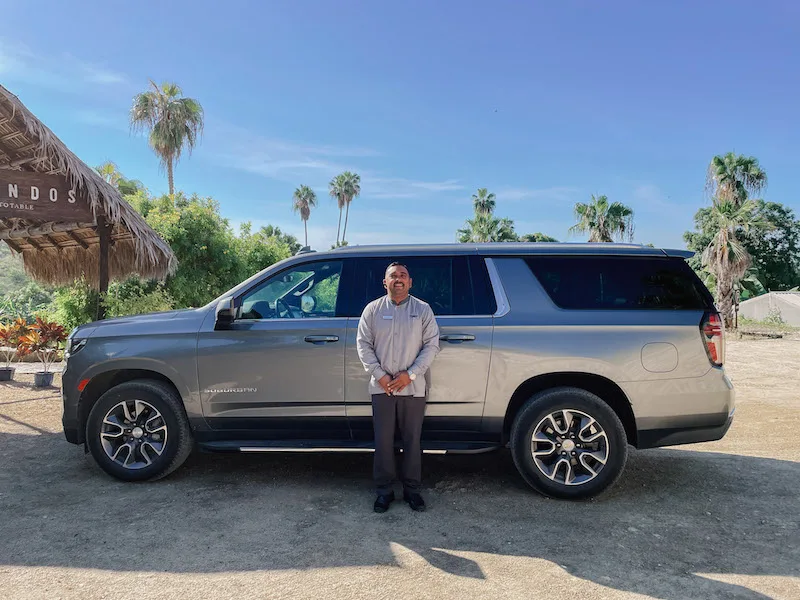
[389,295,411,306]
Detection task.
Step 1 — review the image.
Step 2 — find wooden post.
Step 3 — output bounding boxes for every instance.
[97,215,110,321]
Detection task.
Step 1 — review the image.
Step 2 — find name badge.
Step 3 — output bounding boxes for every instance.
[382,315,393,320]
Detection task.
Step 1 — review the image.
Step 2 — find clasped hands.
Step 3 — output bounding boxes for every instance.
[378,371,412,395]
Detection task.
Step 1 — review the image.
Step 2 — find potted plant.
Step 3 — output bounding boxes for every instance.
[0,318,29,381]
[19,317,66,388]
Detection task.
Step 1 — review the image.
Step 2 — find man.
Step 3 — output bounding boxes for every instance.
[356,263,440,513]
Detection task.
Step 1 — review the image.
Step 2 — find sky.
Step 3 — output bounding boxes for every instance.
[1,0,798,251]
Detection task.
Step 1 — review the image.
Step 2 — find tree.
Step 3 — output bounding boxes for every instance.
[519,233,559,242]
[130,81,204,196]
[95,162,145,196]
[569,195,634,242]
[700,199,762,326]
[131,192,243,307]
[292,185,317,247]
[685,200,800,294]
[329,172,361,246]
[706,153,767,208]
[236,223,296,277]
[472,188,496,215]
[457,213,517,243]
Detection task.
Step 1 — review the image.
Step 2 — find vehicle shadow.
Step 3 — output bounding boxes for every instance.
[0,430,797,599]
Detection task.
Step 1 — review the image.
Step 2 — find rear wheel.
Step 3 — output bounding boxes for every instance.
[85,380,193,482]
[510,387,628,499]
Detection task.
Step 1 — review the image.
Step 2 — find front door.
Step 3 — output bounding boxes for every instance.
[197,259,351,440]
[344,255,495,442]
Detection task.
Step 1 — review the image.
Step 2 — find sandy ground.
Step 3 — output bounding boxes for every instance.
[0,339,798,600]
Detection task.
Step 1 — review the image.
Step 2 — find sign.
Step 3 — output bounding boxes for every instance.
[0,169,95,222]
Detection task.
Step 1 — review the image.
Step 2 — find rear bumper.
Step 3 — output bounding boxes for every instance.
[637,408,734,449]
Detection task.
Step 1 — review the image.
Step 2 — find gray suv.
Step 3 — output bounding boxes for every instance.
[61,243,734,499]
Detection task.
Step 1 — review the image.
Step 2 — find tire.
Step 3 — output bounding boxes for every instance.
[85,379,194,482]
[510,387,628,500]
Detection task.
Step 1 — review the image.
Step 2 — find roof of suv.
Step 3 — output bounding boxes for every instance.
[315,242,694,259]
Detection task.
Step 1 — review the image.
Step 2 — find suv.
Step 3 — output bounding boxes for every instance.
[61,243,734,499]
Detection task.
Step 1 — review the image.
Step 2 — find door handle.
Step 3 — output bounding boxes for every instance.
[304,335,339,344]
[439,334,476,344]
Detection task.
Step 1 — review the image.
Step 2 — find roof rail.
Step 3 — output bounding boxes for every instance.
[295,246,316,256]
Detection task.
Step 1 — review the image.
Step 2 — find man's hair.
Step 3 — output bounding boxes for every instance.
[385,262,410,276]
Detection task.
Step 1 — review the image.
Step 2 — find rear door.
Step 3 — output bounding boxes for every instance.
[343,255,495,442]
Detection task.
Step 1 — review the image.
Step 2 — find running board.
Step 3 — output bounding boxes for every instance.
[198,440,500,455]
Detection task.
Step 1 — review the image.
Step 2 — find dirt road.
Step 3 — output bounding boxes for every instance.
[0,339,798,599]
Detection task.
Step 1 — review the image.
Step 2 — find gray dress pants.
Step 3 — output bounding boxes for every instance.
[371,393,427,495]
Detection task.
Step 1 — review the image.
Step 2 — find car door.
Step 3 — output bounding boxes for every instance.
[344,255,495,442]
[197,258,353,440]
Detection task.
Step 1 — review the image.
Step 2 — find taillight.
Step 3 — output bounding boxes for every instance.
[701,311,724,366]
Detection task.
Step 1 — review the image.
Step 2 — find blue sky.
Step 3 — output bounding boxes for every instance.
[1,0,798,250]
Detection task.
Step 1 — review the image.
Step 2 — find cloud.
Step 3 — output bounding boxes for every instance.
[203,122,379,184]
[204,122,464,200]
[0,38,128,92]
[495,186,581,203]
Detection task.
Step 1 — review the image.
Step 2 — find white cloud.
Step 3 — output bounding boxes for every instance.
[0,38,128,91]
[204,121,465,201]
[495,186,581,203]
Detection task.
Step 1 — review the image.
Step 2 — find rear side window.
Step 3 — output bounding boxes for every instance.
[525,256,714,310]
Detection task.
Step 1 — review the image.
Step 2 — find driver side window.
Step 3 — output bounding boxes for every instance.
[239,260,343,320]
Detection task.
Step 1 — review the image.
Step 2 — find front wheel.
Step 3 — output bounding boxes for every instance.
[85,380,194,482]
[510,387,628,499]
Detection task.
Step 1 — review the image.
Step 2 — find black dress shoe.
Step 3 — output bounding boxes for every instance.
[403,491,426,512]
[374,492,395,513]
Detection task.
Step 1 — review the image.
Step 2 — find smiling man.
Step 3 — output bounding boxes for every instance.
[356,262,441,513]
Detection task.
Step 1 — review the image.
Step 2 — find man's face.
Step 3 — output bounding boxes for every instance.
[384,265,411,298]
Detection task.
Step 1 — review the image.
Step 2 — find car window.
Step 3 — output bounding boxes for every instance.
[525,256,714,310]
[359,256,474,316]
[239,260,343,319]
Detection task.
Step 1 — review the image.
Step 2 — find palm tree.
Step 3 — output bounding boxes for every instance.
[472,188,496,215]
[706,153,767,208]
[328,171,361,246]
[96,161,122,188]
[457,213,517,243]
[130,80,204,196]
[292,185,317,247]
[702,199,762,327]
[519,232,559,242]
[569,195,634,242]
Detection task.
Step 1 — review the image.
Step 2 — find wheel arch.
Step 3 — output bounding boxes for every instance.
[77,368,187,445]
[502,372,637,447]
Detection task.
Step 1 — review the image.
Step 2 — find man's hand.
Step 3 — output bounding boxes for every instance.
[387,371,412,395]
[378,374,393,395]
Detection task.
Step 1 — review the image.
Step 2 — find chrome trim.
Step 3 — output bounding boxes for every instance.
[239,447,447,454]
[485,258,510,318]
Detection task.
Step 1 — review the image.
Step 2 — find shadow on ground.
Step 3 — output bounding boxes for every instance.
[0,427,797,600]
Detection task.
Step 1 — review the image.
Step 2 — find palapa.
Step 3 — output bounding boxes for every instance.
[0,84,177,287]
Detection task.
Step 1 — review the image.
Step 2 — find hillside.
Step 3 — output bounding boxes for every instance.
[0,243,32,297]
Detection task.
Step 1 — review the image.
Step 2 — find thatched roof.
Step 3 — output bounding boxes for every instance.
[0,84,176,286]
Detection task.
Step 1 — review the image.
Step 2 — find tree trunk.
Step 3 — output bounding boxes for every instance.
[167,160,175,196]
[716,274,735,328]
[342,201,351,244]
[336,206,343,246]
[304,219,308,247]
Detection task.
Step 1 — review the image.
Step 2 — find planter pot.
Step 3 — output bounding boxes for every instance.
[33,372,54,388]
[0,367,14,382]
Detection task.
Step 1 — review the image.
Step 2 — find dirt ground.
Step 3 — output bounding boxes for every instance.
[0,339,798,600]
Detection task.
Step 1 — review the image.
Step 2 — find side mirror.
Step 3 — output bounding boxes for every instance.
[215,296,235,330]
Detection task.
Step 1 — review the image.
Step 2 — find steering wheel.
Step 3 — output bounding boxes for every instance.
[275,298,299,319]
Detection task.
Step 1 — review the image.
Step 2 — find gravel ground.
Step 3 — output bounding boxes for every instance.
[0,339,798,600]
